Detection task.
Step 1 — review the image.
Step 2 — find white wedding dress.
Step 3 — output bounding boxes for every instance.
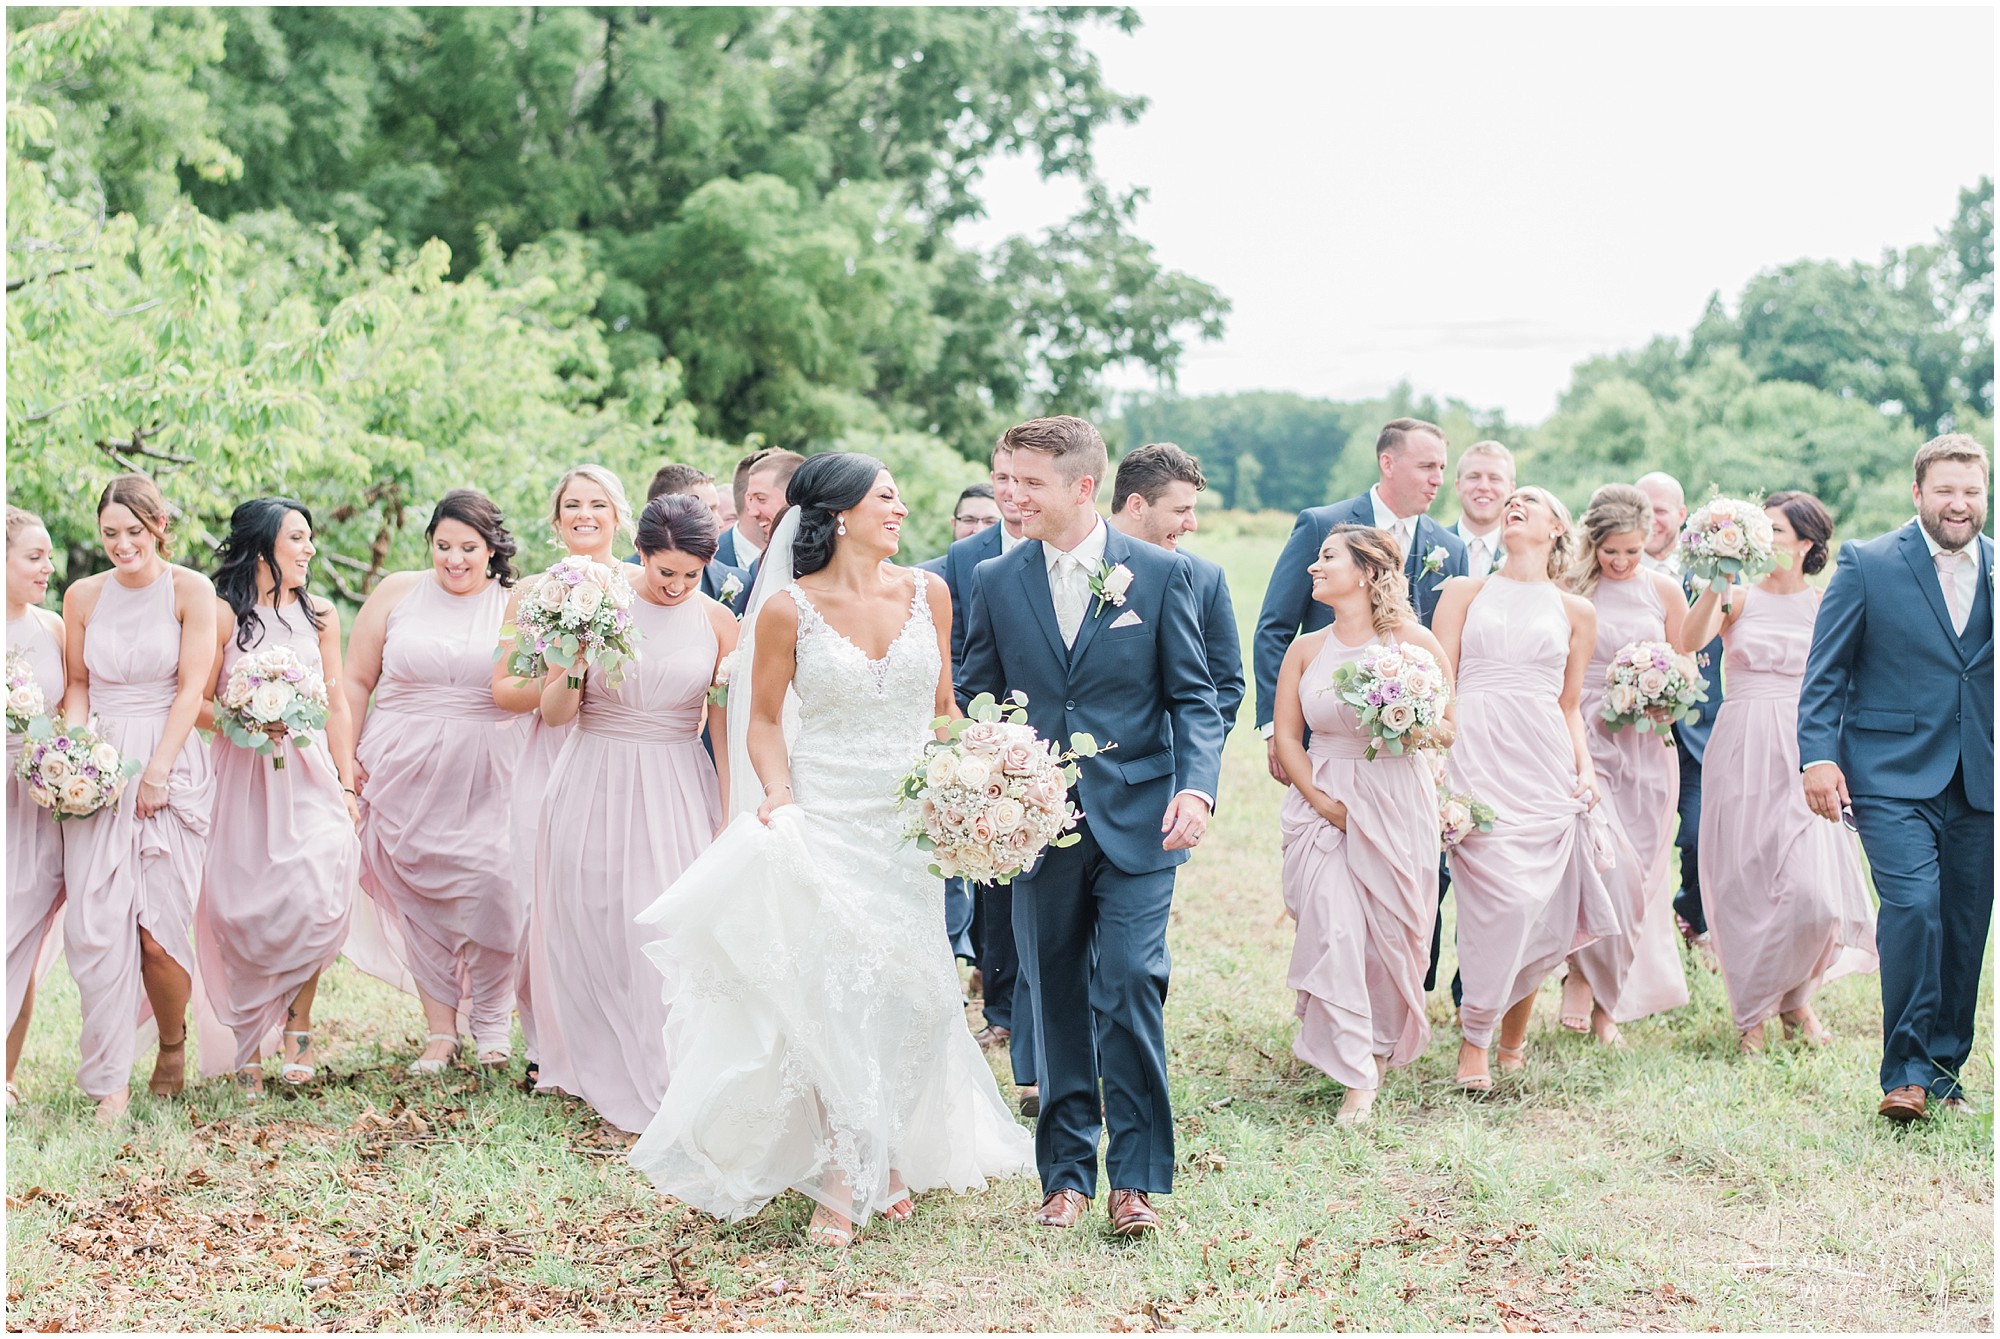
[627,560,1034,1224]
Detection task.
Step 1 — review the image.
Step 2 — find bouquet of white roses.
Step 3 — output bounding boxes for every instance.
[1600,639,1707,739]
[1679,495,1780,613]
[896,691,1097,885]
[1325,642,1452,760]
[706,647,741,708]
[504,555,640,690]
[15,716,139,820]
[6,650,46,734]
[1438,788,1498,849]
[216,645,330,770]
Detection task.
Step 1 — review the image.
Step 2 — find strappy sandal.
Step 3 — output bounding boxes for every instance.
[1589,1006,1623,1049]
[474,1041,512,1068]
[1495,1041,1528,1073]
[94,1088,131,1125]
[884,1176,914,1222]
[1558,970,1592,1033]
[1456,1043,1493,1093]
[279,1032,316,1085]
[5,1080,18,1108]
[407,1033,461,1076]
[148,1033,188,1097]
[1779,1008,1829,1046]
[236,1063,266,1101]
[1737,1022,1766,1054]
[806,1205,856,1248]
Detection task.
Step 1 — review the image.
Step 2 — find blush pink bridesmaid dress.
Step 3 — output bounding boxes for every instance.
[1568,572,1689,1024]
[354,573,525,1054]
[529,595,721,1132]
[7,610,67,1040]
[506,708,572,1071]
[61,568,214,1098]
[1445,577,1620,1049]
[193,607,359,1077]
[1698,587,1878,1032]
[1279,631,1437,1089]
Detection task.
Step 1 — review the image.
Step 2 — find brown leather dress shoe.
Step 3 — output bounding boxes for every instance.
[973,1025,1011,1049]
[1017,1085,1040,1118]
[1108,1188,1161,1237]
[1879,1085,1928,1123]
[1034,1188,1089,1228]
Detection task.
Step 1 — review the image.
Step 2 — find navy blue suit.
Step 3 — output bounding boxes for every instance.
[1182,550,1246,730]
[1668,565,1725,936]
[940,523,1008,673]
[1799,523,1994,1099]
[959,525,1225,1198]
[713,525,750,571]
[1253,496,1466,994]
[918,554,978,963]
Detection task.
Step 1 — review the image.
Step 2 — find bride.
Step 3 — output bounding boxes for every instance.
[628,452,1034,1246]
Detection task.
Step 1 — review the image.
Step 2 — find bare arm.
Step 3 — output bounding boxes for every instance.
[197,598,233,734]
[315,598,362,825]
[490,586,544,715]
[341,572,417,795]
[706,597,739,809]
[1430,576,1481,681]
[1560,593,1600,803]
[59,576,102,727]
[926,574,960,734]
[134,568,218,819]
[748,594,801,824]
[1677,579,1742,652]
[1272,633,1346,829]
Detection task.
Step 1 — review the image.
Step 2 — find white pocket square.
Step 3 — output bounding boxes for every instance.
[1109,610,1143,629]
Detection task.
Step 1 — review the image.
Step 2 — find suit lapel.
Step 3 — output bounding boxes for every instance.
[1964,533,1994,650]
[1066,528,1127,670]
[1901,524,1965,653]
[1014,543,1068,665]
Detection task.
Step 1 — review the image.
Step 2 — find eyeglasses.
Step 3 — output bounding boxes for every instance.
[1840,807,1860,833]
[954,514,1000,529]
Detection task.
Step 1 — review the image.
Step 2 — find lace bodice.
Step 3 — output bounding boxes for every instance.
[783,571,939,833]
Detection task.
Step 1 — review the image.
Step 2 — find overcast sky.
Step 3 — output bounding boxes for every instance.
[952,6,1996,425]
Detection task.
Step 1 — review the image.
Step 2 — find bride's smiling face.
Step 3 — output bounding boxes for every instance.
[838,471,907,558]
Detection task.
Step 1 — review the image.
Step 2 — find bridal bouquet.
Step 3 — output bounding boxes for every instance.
[504,555,640,690]
[1679,495,1779,613]
[6,650,45,733]
[897,691,1095,884]
[15,716,139,820]
[1325,643,1451,760]
[1600,639,1707,739]
[1438,787,1498,849]
[216,645,329,770]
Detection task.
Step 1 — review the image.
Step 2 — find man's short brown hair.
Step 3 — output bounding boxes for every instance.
[1112,443,1207,513]
[732,447,806,509]
[1375,417,1448,459]
[1914,433,1991,487]
[999,415,1109,490]
[647,462,713,503]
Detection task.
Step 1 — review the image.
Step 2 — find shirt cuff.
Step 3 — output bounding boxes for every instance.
[1258,721,1275,740]
[1801,759,1837,772]
[1175,788,1215,811]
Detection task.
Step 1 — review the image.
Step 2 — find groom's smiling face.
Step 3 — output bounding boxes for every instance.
[1009,449,1099,544]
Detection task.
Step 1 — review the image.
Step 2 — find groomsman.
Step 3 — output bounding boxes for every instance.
[1637,470,1721,951]
[715,447,805,575]
[632,464,749,604]
[1254,418,1466,989]
[937,444,1038,1112]
[1800,435,1993,1123]
[1107,444,1245,728]
[1450,441,1514,578]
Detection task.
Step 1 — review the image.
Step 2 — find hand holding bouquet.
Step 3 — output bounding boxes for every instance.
[1600,639,1707,739]
[6,650,46,734]
[1325,642,1452,760]
[1679,495,1780,613]
[897,691,1099,884]
[504,555,640,690]
[1438,788,1498,849]
[216,645,330,769]
[15,716,139,820]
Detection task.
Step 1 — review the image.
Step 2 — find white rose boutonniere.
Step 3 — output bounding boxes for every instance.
[1420,544,1450,579]
[719,573,745,606]
[1089,561,1135,617]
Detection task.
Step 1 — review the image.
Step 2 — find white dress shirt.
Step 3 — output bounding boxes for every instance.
[1458,522,1503,579]
[1919,519,1980,636]
[998,524,1024,556]
[1369,485,1418,556]
[730,522,764,565]
[1044,518,1213,813]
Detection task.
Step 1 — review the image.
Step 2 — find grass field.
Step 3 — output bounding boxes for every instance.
[6,511,1992,1331]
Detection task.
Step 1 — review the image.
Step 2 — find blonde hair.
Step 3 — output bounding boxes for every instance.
[1567,483,1651,597]
[6,505,48,551]
[1508,486,1576,580]
[1325,524,1417,636]
[1455,440,1516,480]
[97,473,172,558]
[547,464,635,545]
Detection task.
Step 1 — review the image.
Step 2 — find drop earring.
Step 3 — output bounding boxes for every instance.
[837,516,847,536]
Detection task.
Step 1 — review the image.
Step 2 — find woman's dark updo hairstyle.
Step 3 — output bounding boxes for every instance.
[1765,490,1834,577]
[636,493,718,564]
[787,451,887,578]
[213,497,325,651]
[425,488,518,587]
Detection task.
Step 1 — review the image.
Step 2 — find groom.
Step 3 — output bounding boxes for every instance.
[959,414,1225,1236]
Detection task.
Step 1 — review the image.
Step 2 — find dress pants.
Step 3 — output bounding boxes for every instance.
[1671,732,1707,935]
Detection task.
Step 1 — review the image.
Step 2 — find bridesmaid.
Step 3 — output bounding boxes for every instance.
[60,474,217,1122]
[1561,484,1690,1044]
[529,495,735,1132]
[1432,486,1620,1090]
[1272,524,1450,1123]
[193,499,361,1096]
[7,506,66,1106]
[491,464,635,1089]
[346,489,525,1072]
[1683,490,1878,1052]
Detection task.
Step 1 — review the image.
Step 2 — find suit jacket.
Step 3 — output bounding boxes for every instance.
[1798,523,1994,810]
[1252,497,1467,730]
[1183,550,1246,730]
[1674,568,1723,762]
[939,523,1007,673]
[958,527,1226,876]
[623,552,750,607]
